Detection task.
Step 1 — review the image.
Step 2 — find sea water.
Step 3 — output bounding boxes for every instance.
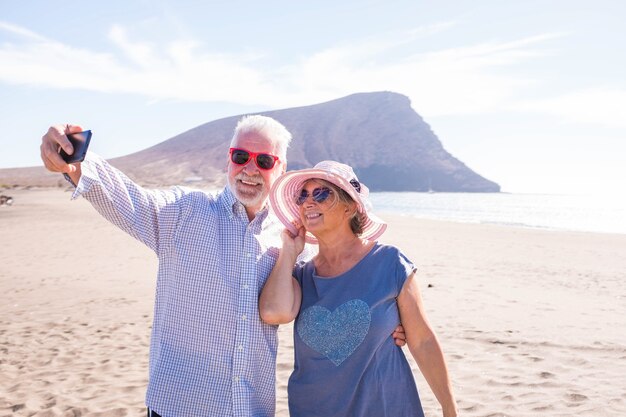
[369,192,626,235]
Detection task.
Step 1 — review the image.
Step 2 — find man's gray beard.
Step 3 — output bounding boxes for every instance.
[229,174,266,208]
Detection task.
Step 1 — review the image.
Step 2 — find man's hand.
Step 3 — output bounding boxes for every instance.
[40,124,84,174]
[392,324,406,347]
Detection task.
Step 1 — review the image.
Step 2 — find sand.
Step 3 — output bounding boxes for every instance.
[1,189,625,417]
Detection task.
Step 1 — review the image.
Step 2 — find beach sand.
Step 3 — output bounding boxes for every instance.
[1,189,625,416]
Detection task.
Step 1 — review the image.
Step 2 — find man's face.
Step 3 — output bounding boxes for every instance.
[227,131,285,215]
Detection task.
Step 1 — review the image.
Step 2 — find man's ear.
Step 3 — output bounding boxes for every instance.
[226,151,232,169]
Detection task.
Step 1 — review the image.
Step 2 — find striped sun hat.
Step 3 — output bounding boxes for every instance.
[269,160,387,244]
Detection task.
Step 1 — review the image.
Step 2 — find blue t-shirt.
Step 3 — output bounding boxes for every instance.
[289,243,425,417]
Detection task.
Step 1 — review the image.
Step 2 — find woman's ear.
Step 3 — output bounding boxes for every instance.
[344,202,358,217]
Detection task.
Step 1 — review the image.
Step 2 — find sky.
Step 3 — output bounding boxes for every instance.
[1,0,625,195]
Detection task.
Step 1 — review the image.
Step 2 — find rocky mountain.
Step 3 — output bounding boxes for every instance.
[0,91,500,192]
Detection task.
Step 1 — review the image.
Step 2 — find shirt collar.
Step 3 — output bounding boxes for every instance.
[221,185,270,222]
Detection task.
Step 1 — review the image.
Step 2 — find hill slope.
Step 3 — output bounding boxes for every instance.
[0,91,499,192]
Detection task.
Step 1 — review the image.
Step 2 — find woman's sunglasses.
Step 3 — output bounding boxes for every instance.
[296,187,334,205]
[229,148,280,170]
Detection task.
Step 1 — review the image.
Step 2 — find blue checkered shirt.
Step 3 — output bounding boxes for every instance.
[70,153,312,417]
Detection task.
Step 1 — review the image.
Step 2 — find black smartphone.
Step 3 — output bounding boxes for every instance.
[60,130,92,163]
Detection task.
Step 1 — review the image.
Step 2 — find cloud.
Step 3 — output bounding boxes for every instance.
[512,88,626,129]
[0,20,579,120]
[281,32,563,117]
[0,21,276,103]
[0,21,48,42]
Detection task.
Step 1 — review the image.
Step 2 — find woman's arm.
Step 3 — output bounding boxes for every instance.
[397,272,458,417]
[259,227,305,324]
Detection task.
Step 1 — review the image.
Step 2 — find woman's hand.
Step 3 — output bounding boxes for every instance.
[280,223,306,257]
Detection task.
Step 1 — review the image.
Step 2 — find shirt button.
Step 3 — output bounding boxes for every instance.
[237,344,244,351]
[241,314,247,320]
[243,284,249,290]
[246,252,252,257]
[233,376,240,382]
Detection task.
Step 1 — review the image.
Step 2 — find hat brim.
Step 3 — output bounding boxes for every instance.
[269,168,387,244]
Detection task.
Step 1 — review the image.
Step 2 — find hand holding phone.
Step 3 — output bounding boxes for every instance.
[60,130,92,163]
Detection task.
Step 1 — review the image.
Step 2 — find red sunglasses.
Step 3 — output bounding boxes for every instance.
[229,148,280,170]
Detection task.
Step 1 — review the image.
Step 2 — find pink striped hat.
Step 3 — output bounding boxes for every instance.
[269,160,387,244]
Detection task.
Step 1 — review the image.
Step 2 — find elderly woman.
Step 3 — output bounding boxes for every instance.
[260,161,458,417]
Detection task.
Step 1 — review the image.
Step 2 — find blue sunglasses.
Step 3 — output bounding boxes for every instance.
[296,187,333,205]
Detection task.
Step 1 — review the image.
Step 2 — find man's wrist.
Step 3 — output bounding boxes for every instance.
[63,173,77,187]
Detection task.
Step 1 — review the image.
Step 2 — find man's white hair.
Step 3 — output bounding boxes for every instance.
[231,115,292,161]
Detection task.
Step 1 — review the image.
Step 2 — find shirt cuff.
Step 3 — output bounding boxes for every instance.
[65,151,99,200]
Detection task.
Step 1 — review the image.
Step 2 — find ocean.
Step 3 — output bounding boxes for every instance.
[369,192,626,235]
